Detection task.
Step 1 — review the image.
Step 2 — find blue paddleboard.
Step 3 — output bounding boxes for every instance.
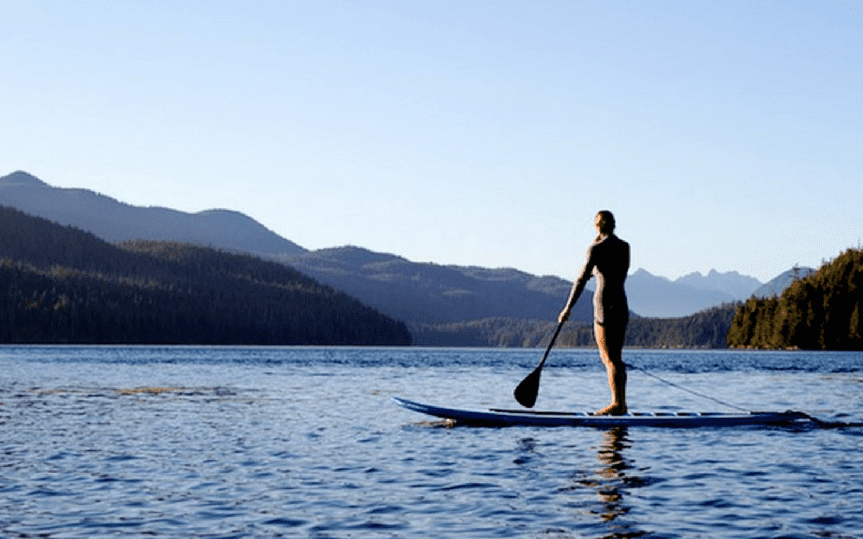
[392,396,814,428]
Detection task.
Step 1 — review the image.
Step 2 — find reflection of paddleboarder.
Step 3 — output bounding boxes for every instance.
[594,427,631,523]
[558,211,630,415]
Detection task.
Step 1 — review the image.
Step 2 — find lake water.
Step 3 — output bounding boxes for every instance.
[1,346,862,538]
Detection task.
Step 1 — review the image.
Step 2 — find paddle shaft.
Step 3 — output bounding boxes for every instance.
[513,319,566,407]
[536,319,565,370]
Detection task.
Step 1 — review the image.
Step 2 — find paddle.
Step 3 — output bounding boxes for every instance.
[513,320,565,408]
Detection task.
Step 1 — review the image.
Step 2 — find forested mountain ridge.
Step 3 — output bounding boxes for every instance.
[0,206,411,345]
[276,249,762,321]
[1,171,769,326]
[727,248,862,350]
[0,170,305,258]
[277,246,595,325]
[0,199,751,349]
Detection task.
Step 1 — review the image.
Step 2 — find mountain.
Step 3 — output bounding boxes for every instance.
[278,245,768,321]
[0,206,410,345]
[277,247,764,325]
[752,267,815,298]
[625,269,740,318]
[276,246,595,325]
[0,171,305,258]
[0,171,595,328]
[675,269,762,300]
[1,170,776,333]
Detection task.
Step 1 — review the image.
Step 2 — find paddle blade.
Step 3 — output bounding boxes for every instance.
[513,366,542,408]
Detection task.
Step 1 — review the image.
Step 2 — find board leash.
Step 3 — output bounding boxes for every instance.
[624,361,748,412]
[625,363,862,428]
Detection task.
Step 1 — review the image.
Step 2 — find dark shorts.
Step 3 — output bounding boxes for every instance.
[595,302,629,329]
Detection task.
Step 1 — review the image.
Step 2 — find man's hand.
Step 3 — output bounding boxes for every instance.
[558,309,570,324]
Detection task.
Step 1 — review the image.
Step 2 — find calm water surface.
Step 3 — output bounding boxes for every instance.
[1,346,861,538]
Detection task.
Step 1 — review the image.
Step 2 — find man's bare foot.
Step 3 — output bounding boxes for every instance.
[594,403,627,416]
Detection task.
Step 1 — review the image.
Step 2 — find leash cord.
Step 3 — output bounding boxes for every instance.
[624,363,863,427]
[625,362,749,412]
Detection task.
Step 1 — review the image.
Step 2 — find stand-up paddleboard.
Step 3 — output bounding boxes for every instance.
[392,396,815,428]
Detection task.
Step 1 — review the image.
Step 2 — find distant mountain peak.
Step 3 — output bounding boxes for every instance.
[674,268,761,301]
[0,171,50,188]
[196,208,246,218]
[632,267,658,278]
[752,267,815,298]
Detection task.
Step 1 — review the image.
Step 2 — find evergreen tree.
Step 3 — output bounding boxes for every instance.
[728,248,863,350]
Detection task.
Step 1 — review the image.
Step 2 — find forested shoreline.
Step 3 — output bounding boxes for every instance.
[0,207,412,345]
[412,303,740,349]
[727,248,862,350]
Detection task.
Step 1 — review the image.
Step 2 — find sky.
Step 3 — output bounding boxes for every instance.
[2,1,861,283]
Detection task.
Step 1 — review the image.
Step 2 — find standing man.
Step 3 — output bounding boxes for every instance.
[558,211,630,415]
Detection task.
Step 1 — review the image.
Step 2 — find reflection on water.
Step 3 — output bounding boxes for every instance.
[565,427,648,538]
[513,437,538,466]
[593,428,631,523]
[515,428,643,536]
[579,427,632,522]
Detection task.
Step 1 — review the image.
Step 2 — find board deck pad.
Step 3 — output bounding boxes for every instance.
[392,396,814,428]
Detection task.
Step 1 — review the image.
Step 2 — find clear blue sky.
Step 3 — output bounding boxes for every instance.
[2,1,861,283]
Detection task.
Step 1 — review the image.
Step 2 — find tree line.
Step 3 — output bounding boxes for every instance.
[727,248,862,350]
[0,206,412,345]
[411,303,740,349]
